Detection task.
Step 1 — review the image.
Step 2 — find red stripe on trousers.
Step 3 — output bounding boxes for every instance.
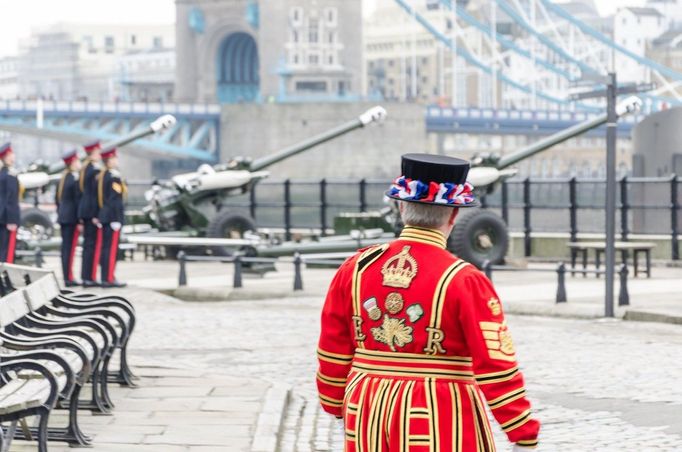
[6,229,16,264]
[69,227,80,282]
[92,226,103,281]
[108,229,120,283]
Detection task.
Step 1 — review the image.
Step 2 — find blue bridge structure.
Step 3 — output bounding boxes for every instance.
[2,0,680,160]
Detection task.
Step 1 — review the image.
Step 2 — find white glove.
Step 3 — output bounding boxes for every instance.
[336,417,344,436]
[512,445,535,451]
[111,222,122,231]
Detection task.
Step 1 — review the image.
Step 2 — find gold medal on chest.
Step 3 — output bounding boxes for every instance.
[384,292,404,315]
[362,297,382,321]
[381,246,418,288]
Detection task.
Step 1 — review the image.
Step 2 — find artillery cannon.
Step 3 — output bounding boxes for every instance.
[13,115,177,245]
[138,106,387,256]
[329,97,643,267]
[445,96,642,266]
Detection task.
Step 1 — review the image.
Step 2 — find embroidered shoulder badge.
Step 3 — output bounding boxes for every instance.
[487,298,501,316]
[479,321,516,362]
[381,246,418,288]
[371,315,413,352]
[112,182,123,194]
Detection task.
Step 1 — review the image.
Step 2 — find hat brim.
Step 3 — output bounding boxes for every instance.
[385,191,480,208]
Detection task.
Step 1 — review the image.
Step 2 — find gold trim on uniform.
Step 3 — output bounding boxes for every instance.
[316,371,347,387]
[354,348,472,364]
[382,245,418,288]
[319,393,344,408]
[351,363,474,380]
[449,382,463,452]
[487,387,527,410]
[487,297,502,316]
[317,348,353,365]
[501,408,532,432]
[475,367,519,385]
[399,226,448,249]
[370,314,414,352]
[424,260,469,355]
[385,292,405,314]
[79,159,90,192]
[426,378,440,452]
[516,439,539,448]
[352,244,388,348]
[479,321,516,362]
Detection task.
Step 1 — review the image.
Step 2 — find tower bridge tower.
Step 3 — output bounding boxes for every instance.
[175,0,363,103]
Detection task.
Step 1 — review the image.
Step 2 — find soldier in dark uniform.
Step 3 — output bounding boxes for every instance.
[97,148,126,288]
[78,140,103,287]
[0,142,22,263]
[56,149,82,286]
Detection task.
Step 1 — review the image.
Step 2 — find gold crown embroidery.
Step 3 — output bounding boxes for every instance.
[487,298,501,316]
[381,246,418,288]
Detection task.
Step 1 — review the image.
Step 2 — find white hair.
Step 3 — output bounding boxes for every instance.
[400,201,453,229]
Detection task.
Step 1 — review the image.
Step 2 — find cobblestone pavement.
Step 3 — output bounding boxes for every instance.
[120,288,682,451]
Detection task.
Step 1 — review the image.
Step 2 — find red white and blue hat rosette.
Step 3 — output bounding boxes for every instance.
[386,153,478,208]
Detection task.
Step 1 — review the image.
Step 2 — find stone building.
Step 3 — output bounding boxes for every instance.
[174,0,363,103]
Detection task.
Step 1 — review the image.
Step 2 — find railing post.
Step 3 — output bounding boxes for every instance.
[359,179,367,213]
[523,177,532,257]
[569,177,578,242]
[177,251,187,286]
[501,180,509,225]
[233,254,243,289]
[320,179,328,237]
[482,260,492,281]
[23,274,32,286]
[556,262,567,303]
[284,179,292,242]
[672,175,679,261]
[34,248,44,268]
[620,175,629,241]
[618,263,629,306]
[293,252,303,291]
[249,182,257,222]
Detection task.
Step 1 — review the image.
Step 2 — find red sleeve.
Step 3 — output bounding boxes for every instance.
[456,268,540,447]
[316,256,357,417]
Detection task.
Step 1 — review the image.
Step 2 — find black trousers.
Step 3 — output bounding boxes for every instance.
[81,220,102,282]
[99,225,121,284]
[60,223,80,282]
[0,225,17,263]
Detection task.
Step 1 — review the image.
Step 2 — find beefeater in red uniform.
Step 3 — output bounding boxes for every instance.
[317,154,540,451]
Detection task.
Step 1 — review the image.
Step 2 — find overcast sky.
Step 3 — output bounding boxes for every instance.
[0,0,646,58]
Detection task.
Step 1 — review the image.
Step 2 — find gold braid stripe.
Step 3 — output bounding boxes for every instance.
[316,372,347,388]
[352,244,388,348]
[501,409,532,432]
[466,386,484,452]
[97,170,106,208]
[56,170,68,203]
[79,159,90,192]
[426,378,440,452]
[516,439,539,448]
[475,367,519,385]
[351,363,474,380]
[317,348,353,362]
[429,260,467,330]
[450,383,462,452]
[386,380,404,433]
[355,377,371,452]
[398,233,446,248]
[400,226,447,248]
[487,387,527,410]
[319,394,344,407]
[355,348,472,363]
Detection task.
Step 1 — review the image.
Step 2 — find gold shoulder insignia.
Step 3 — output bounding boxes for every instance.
[112,182,122,194]
[487,298,502,316]
[381,245,418,288]
[479,321,516,362]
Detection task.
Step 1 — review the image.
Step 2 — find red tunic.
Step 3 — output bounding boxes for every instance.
[317,226,540,451]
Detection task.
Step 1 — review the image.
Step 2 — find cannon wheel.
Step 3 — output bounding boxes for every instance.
[206,211,257,257]
[448,209,509,268]
[20,208,54,241]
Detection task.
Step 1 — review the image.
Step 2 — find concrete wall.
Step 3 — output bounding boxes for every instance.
[219,102,426,179]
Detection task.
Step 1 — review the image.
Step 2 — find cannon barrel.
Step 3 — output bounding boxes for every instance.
[249,106,387,172]
[495,96,642,170]
[46,114,177,174]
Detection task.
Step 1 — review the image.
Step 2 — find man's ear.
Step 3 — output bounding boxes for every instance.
[449,208,459,226]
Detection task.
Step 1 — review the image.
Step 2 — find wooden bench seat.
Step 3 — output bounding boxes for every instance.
[567,241,656,278]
